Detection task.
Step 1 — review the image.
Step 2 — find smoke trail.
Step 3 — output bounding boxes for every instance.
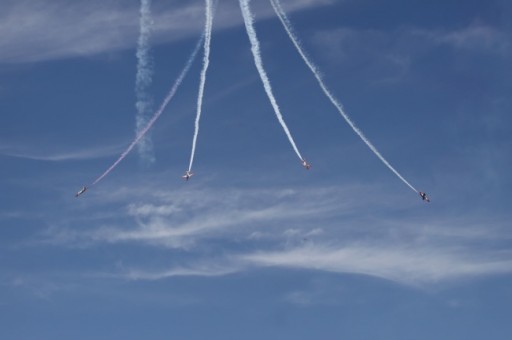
[269,0,418,192]
[91,37,204,186]
[239,0,304,161]
[135,0,155,164]
[187,0,214,172]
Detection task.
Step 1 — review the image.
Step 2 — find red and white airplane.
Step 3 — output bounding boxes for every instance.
[182,171,194,181]
[419,191,430,202]
[301,159,311,170]
[75,186,87,197]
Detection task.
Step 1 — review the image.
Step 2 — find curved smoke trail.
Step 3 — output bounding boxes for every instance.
[270,0,417,192]
[91,37,204,186]
[188,0,214,172]
[239,0,304,161]
[135,0,155,164]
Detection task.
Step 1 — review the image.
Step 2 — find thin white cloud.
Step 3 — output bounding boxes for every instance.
[310,22,509,83]
[0,0,334,63]
[47,186,342,250]
[418,23,511,53]
[1,275,64,300]
[283,279,346,306]
[127,202,183,217]
[35,179,512,288]
[93,231,512,287]
[241,244,512,287]
[35,180,369,251]
[120,262,240,281]
[0,141,125,161]
[0,0,140,63]
[311,27,415,83]
[313,22,510,56]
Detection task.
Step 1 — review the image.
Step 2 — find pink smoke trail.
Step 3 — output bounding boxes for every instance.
[90,37,204,186]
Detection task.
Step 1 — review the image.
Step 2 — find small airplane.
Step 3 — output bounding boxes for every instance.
[75,186,87,197]
[419,191,430,202]
[301,159,311,170]
[182,171,194,181]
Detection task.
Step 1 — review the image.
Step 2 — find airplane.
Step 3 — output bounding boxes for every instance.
[75,186,87,197]
[182,171,194,181]
[419,191,430,202]
[301,159,311,170]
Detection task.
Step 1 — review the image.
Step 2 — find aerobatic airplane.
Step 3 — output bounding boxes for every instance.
[182,171,194,181]
[75,186,87,197]
[419,191,430,202]
[301,159,311,170]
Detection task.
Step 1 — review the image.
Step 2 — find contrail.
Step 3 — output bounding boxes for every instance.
[269,0,418,192]
[239,0,304,161]
[135,0,155,164]
[187,0,214,173]
[91,37,204,186]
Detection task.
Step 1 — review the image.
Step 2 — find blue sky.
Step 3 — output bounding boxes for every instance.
[1,0,511,338]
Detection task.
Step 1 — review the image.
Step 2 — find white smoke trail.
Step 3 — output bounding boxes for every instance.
[187,0,214,172]
[239,0,304,161]
[270,0,418,192]
[135,0,155,164]
[91,37,204,186]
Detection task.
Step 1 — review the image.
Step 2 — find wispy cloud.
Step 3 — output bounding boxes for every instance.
[0,0,333,63]
[41,184,346,250]
[118,261,241,281]
[310,22,510,83]
[313,22,510,56]
[416,23,511,53]
[95,230,512,287]
[282,278,346,306]
[311,27,416,83]
[1,275,65,300]
[34,178,512,288]
[241,243,512,287]
[0,141,124,161]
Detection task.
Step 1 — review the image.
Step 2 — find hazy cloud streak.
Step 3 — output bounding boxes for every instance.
[0,143,124,161]
[37,181,512,287]
[241,244,512,286]
[0,0,333,63]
